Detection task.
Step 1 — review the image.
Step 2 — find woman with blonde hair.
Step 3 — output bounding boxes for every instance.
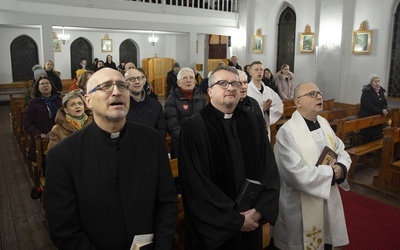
[48,90,93,150]
[275,64,295,99]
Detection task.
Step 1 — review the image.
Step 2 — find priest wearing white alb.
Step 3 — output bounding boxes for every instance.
[246,61,283,140]
[272,82,350,250]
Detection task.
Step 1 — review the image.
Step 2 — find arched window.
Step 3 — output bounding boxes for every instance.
[10,35,38,81]
[388,3,400,97]
[119,39,138,67]
[276,6,296,72]
[70,38,93,79]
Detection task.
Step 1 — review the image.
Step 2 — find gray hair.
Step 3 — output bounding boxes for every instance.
[62,89,85,108]
[177,67,194,80]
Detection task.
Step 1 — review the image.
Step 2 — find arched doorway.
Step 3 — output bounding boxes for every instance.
[70,38,93,78]
[388,3,400,97]
[276,7,296,73]
[119,39,138,66]
[10,35,38,81]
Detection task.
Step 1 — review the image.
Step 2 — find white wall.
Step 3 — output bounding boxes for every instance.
[1,0,400,105]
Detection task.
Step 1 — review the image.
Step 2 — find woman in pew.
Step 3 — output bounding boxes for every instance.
[48,90,93,150]
[359,74,388,144]
[23,76,62,162]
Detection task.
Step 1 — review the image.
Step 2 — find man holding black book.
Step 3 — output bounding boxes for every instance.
[272,82,350,250]
[178,66,280,250]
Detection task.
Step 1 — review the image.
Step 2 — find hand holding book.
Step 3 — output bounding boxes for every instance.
[316,146,338,166]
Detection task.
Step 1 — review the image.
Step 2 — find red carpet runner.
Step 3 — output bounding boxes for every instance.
[339,189,400,249]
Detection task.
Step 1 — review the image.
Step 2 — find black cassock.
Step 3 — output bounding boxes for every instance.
[178,104,280,250]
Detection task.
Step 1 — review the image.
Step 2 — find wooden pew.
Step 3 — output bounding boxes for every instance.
[374,127,400,197]
[170,158,184,250]
[61,79,75,94]
[9,95,25,136]
[34,136,50,208]
[0,81,28,97]
[319,104,360,131]
[336,114,390,178]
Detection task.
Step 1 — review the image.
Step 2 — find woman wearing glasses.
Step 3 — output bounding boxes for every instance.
[23,75,62,162]
[164,67,207,159]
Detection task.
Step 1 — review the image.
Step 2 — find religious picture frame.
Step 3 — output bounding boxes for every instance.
[300,33,315,53]
[53,39,61,52]
[101,39,112,52]
[352,30,372,55]
[252,35,263,54]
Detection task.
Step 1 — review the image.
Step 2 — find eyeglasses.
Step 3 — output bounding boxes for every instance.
[180,76,195,81]
[126,76,145,82]
[39,82,51,86]
[88,81,130,94]
[296,91,324,99]
[209,80,242,90]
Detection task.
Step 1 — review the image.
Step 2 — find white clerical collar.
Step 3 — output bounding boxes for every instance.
[224,113,233,119]
[110,132,120,139]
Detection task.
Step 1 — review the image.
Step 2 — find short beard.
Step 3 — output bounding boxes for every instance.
[107,110,127,121]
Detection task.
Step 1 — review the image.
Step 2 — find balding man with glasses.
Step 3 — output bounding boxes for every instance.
[178,66,280,250]
[125,68,167,139]
[45,68,177,250]
[271,82,350,250]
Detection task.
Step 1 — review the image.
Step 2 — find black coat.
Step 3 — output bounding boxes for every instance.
[45,122,177,250]
[359,84,388,138]
[164,86,207,157]
[166,70,178,97]
[178,105,280,249]
[23,97,62,161]
[126,93,167,140]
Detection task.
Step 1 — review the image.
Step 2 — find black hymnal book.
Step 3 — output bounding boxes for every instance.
[235,178,264,212]
[316,146,338,166]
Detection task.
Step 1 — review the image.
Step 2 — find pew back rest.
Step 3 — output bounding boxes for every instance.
[336,114,388,142]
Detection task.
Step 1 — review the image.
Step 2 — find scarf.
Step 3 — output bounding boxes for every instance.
[180,88,193,100]
[288,111,336,250]
[372,85,381,95]
[66,113,88,130]
[42,95,58,119]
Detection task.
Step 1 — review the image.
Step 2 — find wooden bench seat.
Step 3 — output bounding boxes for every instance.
[374,127,400,197]
[0,82,28,96]
[346,139,383,178]
[336,114,390,178]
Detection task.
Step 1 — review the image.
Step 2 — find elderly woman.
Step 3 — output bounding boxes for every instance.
[23,75,62,162]
[48,90,93,150]
[275,64,295,100]
[359,74,388,143]
[164,67,207,159]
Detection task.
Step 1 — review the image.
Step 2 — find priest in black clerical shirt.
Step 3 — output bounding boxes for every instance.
[178,66,280,250]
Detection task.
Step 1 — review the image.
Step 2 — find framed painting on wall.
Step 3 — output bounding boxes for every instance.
[53,39,61,52]
[300,33,315,53]
[252,35,263,53]
[352,30,372,55]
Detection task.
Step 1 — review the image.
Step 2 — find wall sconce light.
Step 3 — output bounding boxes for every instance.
[57,26,70,45]
[148,32,159,46]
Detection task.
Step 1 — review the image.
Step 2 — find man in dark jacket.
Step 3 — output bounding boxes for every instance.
[164,67,207,159]
[125,68,167,139]
[45,68,177,249]
[166,62,180,98]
